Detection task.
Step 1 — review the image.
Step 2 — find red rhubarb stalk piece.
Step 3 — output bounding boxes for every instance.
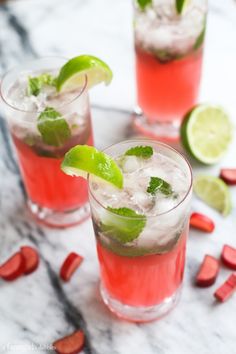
[214,273,236,302]
[190,212,215,233]
[21,246,40,275]
[60,252,83,282]
[53,330,85,354]
[196,255,220,287]
[220,168,236,185]
[221,244,236,270]
[0,252,25,281]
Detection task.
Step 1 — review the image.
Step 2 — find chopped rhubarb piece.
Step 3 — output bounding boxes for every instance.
[214,273,236,302]
[220,168,236,185]
[221,244,236,270]
[21,246,40,275]
[60,252,83,282]
[190,212,215,233]
[196,255,220,287]
[53,330,85,354]
[0,252,25,281]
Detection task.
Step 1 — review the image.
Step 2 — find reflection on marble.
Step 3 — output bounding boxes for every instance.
[0,0,236,353]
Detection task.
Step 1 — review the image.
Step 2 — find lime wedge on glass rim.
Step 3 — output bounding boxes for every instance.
[61,145,123,189]
[56,55,113,92]
[181,104,232,164]
[194,175,231,216]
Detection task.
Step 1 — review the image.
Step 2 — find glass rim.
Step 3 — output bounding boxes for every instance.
[133,0,208,20]
[0,56,88,115]
[133,0,208,35]
[88,139,193,220]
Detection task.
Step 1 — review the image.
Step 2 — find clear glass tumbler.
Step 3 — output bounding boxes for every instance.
[89,140,192,322]
[133,0,208,141]
[0,57,93,227]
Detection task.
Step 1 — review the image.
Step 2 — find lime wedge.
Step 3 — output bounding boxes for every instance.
[61,145,123,189]
[194,175,231,216]
[176,0,191,14]
[56,55,113,92]
[181,104,232,164]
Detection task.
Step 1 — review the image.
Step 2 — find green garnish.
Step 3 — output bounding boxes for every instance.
[101,207,146,244]
[125,145,153,159]
[37,107,71,147]
[147,177,173,196]
[175,0,187,14]
[136,0,152,10]
[194,19,206,51]
[28,77,41,96]
[28,73,57,96]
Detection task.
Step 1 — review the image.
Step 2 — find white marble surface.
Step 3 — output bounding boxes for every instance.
[0,0,236,353]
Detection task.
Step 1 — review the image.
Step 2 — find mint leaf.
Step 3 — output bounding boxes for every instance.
[125,145,153,159]
[40,73,57,86]
[194,19,206,51]
[28,73,57,96]
[28,77,41,96]
[101,207,146,243]
[136,0,152,10]
[175,0,186,14]
[147,177,172,196]
[37,107,71,147]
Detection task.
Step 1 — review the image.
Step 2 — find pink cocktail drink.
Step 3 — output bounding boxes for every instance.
[133,0,207,140]
[89,140,192,322]
[12,130,93,212]
[1,58,93,227]
[97,226,187,308]
[136,48,203,124]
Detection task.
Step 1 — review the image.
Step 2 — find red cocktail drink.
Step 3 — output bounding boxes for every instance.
[1,57,93,227]
[12,130,93,212]
[133,0,207,140]
[136,48,203,124]
[89,140,192,322]
[97,226,187,308]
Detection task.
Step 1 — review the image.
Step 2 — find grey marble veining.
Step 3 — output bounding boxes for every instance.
[0,1,236,353]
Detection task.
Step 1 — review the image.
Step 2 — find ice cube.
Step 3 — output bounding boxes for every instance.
[121,156,141,173]
[153,196,176,214]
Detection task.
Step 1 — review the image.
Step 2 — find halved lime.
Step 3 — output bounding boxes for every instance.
[181,104,232,164]
[176,0,191,14]
[61,145,123,189]
[57,55,113,92]
[194,175,231,216]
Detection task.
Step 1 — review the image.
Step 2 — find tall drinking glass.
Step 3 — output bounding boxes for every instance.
[89,140,192,322]
[133,0,208,141]
[0,57,93,227]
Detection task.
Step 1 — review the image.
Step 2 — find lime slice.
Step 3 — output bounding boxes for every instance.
[181,104,232,164]
[61,145,123,189]
[56,55,113,92]
[176,0,191,14]
[194,175,231,216]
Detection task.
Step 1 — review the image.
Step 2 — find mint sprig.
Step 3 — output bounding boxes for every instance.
[147,177,172,196]
[101,207,146,244]
[28,73,57,96]
[136,0,152,10]
[37,107,71,147]
[125,145,153,159]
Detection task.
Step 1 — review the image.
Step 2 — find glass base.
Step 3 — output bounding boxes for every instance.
[27,200,90,228]
[100,283,182,323]
[132,108,181,142]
